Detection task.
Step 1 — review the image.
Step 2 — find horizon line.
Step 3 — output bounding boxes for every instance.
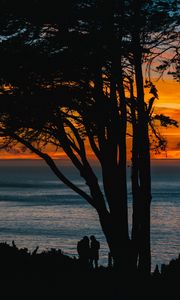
[0,158,180,161]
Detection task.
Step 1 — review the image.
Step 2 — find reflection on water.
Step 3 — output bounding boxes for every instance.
[0,159,179,270]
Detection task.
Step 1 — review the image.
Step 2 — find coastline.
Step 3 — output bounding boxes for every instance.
[0,242,179,300]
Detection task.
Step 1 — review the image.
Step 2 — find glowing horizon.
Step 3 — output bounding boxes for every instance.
[0,79,179,160]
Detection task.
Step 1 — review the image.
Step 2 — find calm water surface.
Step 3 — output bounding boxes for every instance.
[0,159,179,271]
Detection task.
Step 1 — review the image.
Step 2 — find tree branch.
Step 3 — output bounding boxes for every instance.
[9,132,97,208]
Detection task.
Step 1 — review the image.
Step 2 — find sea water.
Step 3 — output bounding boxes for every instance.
[0,158,179,271]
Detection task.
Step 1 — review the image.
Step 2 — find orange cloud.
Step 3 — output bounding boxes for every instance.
[151,150,180,159]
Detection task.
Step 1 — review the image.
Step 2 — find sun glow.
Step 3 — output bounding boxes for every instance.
[0,79,179,160]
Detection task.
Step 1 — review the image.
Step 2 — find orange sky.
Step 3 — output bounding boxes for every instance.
[150,80,180,159]
[0,79,179,160]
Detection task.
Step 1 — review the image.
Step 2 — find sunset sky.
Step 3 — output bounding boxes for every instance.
[151,79,180,159]
[0,79,179,161]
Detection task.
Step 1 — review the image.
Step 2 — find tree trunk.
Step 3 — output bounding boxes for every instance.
[130,0,152,276]
[134,43,152,275]
[130,82,141,270]
[97,206,131,271]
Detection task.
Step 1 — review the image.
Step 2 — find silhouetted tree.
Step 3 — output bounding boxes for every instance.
[128,0,179,274]
[0,0,179,274]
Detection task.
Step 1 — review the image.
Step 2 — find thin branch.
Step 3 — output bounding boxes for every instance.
[64,118,86,159]
[9,132,96,207]
[84,123,102,162]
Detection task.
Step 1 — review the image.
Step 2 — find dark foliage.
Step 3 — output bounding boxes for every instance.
[0,242,179,300]
[0,241,79,276]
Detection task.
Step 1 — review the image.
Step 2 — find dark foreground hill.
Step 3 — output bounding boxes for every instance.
[0,242,179,300]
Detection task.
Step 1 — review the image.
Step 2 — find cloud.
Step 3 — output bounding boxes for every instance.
[154,107,180,118]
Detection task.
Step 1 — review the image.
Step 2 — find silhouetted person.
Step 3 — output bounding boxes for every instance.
[153,264,161,279]
[77,236,90,268]
[12,240,17,249]
[90,235,100,269]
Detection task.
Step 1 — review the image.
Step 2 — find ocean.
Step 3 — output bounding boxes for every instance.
[0,158,179,271]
